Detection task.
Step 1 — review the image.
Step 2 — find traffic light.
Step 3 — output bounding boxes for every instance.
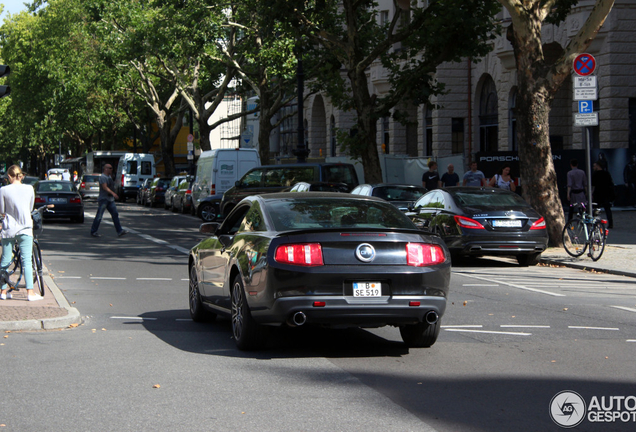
[0,65,10,98]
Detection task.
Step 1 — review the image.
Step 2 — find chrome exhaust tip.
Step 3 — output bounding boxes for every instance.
[290,311,307,327]
[425,310,439,325]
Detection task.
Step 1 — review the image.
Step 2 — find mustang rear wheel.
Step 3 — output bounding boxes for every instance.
[231,275,266,350]
[189,265,216,322]
[399,319,441,348]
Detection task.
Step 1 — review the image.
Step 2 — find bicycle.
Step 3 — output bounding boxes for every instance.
[562,203,609,261]
[1,205,53,297]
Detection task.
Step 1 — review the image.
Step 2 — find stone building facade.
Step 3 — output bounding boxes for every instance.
[300,0,636,170]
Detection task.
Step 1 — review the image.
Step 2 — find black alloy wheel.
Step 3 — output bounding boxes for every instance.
[188,265,216,322]
[231,275,266,350]
[199,203,216,222]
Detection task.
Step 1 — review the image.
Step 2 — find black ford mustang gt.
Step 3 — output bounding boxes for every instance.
[189,192,451,350]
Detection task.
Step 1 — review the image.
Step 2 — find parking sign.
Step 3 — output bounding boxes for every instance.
[578,100,594,114]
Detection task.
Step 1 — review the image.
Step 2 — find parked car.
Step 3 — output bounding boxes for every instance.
[146,177,171,207]
[34,180,84,223]
[287,181,350,193]
[77,174,101,199]
[137,178,152,205]
[406,187,548,266]
[351,184,427,212]
[219,163,359,216]
[165,174,188,210]
[195,194,222,221]
[172,176,195,214]
[188,192,450,350]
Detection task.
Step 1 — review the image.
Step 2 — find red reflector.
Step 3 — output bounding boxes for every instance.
[211,184,216,195]
[186,189,192,194]
[406,243,445,266]
[454,215,485,229]
[530,217,546,230]
[35,197,45,204]
[275,243,324,266]
[70,197,82,204]
[409,301,420,307]
[313,301,326,307]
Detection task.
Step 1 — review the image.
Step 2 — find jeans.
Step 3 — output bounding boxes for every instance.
[91,199,123,234]
[1,234,33,290]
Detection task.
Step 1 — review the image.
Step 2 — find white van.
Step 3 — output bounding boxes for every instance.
[191,148,260,216]
[115,153,155,202]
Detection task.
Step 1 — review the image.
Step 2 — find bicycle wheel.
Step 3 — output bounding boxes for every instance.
[32,242,45,296]
[588,224,607,261]
[562,219,587,257]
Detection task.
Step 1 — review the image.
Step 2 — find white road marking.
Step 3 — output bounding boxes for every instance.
[441,325,483,328]
[136,278,172,281]
[181,279,189,281]
[110,316,157,321]
[627,340,636,343]
[462,284,497,287]
[610,306,636,313]
[456,273,565,297]
[500,325,550,328]
[90,277,126,280]
[568,326,619,331]
[54,276,82,279]
[444,329,531,336]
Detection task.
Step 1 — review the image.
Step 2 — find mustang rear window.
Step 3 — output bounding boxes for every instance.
[266,198,415,230]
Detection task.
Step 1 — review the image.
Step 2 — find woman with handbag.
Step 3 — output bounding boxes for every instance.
[488,164,516,192]
[0,165,42,301]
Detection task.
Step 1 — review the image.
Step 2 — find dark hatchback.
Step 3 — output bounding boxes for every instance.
[146,177,171,207]
[406,187,548,265]
[189,192,450,350]
[351,183,427,212]
[34,180,84,223]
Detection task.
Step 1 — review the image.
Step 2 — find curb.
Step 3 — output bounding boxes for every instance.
[540,257,636,279]
[0,269,82,332]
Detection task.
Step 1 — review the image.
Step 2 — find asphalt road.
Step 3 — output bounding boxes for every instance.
[1,200,634,431]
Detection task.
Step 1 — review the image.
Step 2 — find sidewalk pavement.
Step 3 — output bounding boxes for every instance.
[0,208,634,332]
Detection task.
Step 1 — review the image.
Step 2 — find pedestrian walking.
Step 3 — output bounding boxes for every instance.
[422,161,440,191]
[592,161,615,229]
[439,164,460,188]
[90,164,128,238]
[462,161,486,187]
[488,163,516,192]
[0,165,42,301]
[567,159,587,221]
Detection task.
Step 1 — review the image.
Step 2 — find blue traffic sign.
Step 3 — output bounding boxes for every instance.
[578,100,594,114]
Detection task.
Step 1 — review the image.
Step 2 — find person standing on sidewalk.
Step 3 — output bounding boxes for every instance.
[463,161,486,187]
[422,161,440,190]
[90,164,128,238]
[567,159,587,221]
[0,165,42,301]
[592,161,615,229]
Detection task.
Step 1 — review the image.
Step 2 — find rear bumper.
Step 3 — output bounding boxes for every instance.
[254,295,447,327]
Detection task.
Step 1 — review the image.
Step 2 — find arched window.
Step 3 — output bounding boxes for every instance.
[479,77,498,152]
[330,115,336,156]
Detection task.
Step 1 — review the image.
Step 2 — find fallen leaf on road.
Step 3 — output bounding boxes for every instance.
[4,331,10,333]
[72,301,76,304]
[463,301,467,306]
[101,328,107,331]
[153,384,160,388]
[91,329,96,333]
[59,271,65,273]
[551,360,556,363]
[605,356,609,359]
[563,308,568,311]
[3,336,8,339]
[1,343,4,346]
[109,304,113,307]
[68,323,79,328]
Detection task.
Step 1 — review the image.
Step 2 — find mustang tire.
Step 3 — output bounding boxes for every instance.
[189,265,216,322]
[399,319,441,348]
[231,275,266,350]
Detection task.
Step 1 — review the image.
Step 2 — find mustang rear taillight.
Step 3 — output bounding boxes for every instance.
[530,217,546,230]
[70,197,82,204]
[275,243,324,266]
[406,243,445,266]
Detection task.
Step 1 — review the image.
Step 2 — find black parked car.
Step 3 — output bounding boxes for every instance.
[189,192,450,350]
[34,180,84,223]
[287,181,350,193]
[350,183,427,212]
[146,177,171,207]
[406,187,548,266]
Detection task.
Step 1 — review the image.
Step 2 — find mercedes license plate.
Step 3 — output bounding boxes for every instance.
[493,219,522,228]
[353,282,381,297]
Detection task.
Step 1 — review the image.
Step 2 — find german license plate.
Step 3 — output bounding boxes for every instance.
[90,187,99,190]
[352,282,381,297]
[493,219,522,228]
[50,198,67,204]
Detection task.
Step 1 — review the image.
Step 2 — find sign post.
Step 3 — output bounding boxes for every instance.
[187,134,195,175]
[573,53,596,218]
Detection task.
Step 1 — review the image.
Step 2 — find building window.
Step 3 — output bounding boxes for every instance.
[382,116,390,154]
[451,118,464,155]
[380,10,389,26]
[479,76,498,152]
[424,108,433,156]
